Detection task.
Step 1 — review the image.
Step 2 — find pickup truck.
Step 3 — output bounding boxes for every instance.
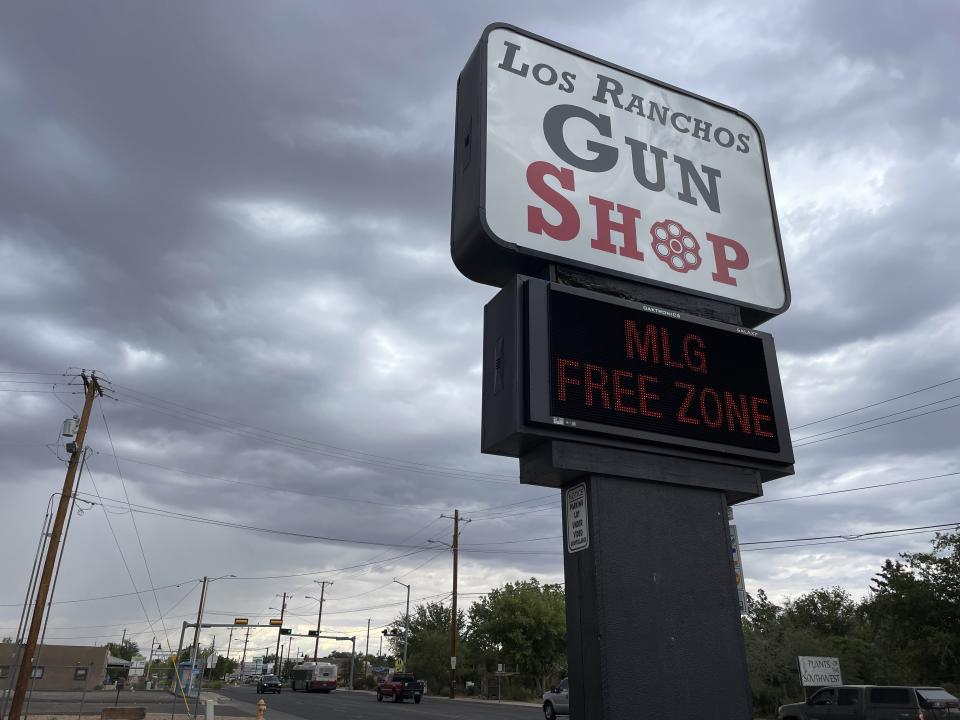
[778,685,959,720]
[376,672,425,704]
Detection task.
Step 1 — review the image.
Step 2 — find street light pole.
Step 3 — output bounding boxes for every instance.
[392,580,411,671]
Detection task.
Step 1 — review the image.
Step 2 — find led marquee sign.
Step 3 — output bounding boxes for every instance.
[452,24,790,322]
[544,288,780,454]
[481,277,794,469]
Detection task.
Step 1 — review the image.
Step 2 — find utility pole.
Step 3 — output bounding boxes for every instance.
[309,581,332,660]
[392,581,410,671]
[225,628,234,679]
[188,576,210,694]
[114,628,127,707]
[448,509,460,699]
[239,628,250,682]
[7,372,101,720]
[364,619,371,680]
[145,637,157,689]
[274,593,287,671]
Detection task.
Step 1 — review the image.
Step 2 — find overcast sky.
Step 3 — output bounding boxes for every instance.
[1,0,958,662]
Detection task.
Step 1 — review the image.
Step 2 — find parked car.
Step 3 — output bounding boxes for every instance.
[542,677,569,719]
[778,685,959,720]
[376,672,424,703]
[256,674,282,694]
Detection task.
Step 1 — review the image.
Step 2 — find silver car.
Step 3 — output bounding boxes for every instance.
[542,677,569,719]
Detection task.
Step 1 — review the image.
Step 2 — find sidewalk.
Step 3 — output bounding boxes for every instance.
[353,688,540,707]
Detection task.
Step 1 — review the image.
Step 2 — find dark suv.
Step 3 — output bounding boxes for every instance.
[256,675,282,694]
[778,686,959,720]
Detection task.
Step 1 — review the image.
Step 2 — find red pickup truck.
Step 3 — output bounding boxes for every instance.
[376,672,425,704]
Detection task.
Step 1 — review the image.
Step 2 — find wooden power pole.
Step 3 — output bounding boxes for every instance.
[448,509,459,699]
[7,372,101,720]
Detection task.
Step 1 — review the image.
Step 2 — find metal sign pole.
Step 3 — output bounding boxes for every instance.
[558,470,752,720]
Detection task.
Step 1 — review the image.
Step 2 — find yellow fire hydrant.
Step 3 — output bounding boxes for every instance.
[256,699,266,720]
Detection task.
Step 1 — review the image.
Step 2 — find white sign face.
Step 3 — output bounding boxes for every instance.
[565,482,589,553]
[798,656,843,687]
[484,27,787,312]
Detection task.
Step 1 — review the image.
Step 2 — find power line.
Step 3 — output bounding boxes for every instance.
[738,470,960,506]
[81,463,167,647]
[75,488,437,549]
[0,579,198,608]
[99,400,175,652]
[92,451,454,513]
[792,393,960,442]
[790,375,960,430]
[108,384,518,483]
[741,527,951,553]
[793,400,960,448]
[739,521,959,547]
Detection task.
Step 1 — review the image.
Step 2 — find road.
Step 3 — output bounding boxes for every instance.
[218,686,541,720]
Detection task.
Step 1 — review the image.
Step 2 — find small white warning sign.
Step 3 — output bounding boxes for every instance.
[566,483,589,553]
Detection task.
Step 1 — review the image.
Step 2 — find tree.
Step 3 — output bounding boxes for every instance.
[861,530,960,684]
[387,601,466,695]
[467,578,566,696]
[784,586,857,637]
[106,639,139,661]
[213,656,237,680]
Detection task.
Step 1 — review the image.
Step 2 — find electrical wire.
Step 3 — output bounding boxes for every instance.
[93,451,453,513]
[793,400,960,448]
[81,462,175,650]
[737,470,960,506]
[790,375,960,430]
[74,491,438,549]
[99,400,176,653]
[792,393,960,443]
[739,521,959,546]
[741,527,953,552]
[107,384,517,484]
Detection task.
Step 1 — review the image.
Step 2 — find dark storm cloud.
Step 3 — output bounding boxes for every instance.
[2,0,958,643]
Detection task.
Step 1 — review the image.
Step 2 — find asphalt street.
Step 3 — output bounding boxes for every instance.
[218,686,541,720]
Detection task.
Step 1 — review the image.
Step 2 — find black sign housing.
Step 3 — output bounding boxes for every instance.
[482,277,794,474]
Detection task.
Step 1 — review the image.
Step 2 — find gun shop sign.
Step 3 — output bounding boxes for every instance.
[451,24,790,317]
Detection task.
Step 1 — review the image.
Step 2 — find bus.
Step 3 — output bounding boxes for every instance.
[290,662,338,692]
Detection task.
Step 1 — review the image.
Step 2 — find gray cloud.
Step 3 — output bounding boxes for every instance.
[1,0,958,652]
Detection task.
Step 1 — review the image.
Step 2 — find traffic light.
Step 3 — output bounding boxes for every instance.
[279,628,292,635]
[307,630,318,637]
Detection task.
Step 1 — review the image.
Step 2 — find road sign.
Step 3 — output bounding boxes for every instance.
[565,483,589,553]
[269,619,282,626]
[450,656,457,670]
[234,618,249,625]
[798,657,843,687]
[452,23,789,321]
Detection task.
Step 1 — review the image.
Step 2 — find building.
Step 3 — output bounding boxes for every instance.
[0,643,110,692]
